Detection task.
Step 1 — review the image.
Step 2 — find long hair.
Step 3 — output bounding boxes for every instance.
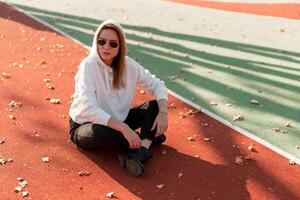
[98,24,126,89]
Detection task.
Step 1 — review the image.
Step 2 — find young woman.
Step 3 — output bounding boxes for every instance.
[69,19,168,176]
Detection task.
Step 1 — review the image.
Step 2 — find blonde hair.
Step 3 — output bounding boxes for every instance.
[98,24,126,89]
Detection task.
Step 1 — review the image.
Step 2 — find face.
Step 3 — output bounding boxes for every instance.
[97,28,120,66]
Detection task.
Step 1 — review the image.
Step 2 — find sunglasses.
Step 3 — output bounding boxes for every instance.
[97,39,119,48]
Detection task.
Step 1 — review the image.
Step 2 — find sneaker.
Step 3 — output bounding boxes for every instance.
[118,147,152,176]
[152,134,166,145]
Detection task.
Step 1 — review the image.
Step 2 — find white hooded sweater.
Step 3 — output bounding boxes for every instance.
[69,19,168,126]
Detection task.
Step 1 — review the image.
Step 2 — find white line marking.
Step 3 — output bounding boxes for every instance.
[9,3,300,165]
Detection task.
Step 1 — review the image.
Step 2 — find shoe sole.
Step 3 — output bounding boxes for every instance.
[118,154,144,176]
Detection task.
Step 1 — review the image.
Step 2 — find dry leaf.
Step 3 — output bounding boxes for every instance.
[285,122,292,128]
[184,53,191,58]
[44,96,51,101]
[272,127,281,132]
[9,100,22,108]
[43,78,51,83]
[21,191,29,198]
[15,186,22,193]
[1,72,10,78]
[289,160,296,165]
[168,103,176,109]
[201,122,209,126]
[0,158,6,165]
[187,136,195,141]
[19,181,27,188]
[234,156,244,165]
[156,184,164,189]
[46,83,55,90]
[42,156,50,162]
[78,171,91,176]
[233,114,244,121]
[8,115,16,120]
[17,177,23,182]
[161,149,168,155]
[0,138,5,144]
[209,101,218,106]
[106,192,115,198]
[250,99,259,105]
[49,98,60,104]
[248,145,255,152]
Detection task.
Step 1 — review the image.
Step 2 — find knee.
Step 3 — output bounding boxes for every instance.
[148,100,159,114]
[73,124,98,150]
[76,135,98,149]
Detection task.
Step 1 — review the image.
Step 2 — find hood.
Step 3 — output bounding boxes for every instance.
[87,19,126,62]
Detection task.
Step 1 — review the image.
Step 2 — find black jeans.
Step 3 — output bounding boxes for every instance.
[69,100,159,150]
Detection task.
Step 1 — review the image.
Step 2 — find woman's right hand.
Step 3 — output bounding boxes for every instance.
[122,126,141,149]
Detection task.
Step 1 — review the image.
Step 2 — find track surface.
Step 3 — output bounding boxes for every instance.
[1,2,300,200]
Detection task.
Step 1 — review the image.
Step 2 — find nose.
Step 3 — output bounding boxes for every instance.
[103,43,111,49]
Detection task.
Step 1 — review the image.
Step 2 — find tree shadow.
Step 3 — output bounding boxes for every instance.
[80,144,251,200]
[2,3,300,199]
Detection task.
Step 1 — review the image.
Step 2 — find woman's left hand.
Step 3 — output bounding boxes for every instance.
[151,112,168,137]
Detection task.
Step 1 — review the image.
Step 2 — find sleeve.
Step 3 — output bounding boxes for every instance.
[136,62,168,100]
[75,62,111,126]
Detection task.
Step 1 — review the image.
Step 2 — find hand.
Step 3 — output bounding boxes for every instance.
[151,112,168,137]
[122,126,141,149]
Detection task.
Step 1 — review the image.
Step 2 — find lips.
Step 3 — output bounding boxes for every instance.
[102,52,111,56]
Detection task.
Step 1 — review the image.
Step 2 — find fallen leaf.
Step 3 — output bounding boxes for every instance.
[18,180,27,188]
[184,53,191,58]
[234,156,244,165]
[209,101,218,106]
[21,191,29,198]
[9,100,22,108]
[15,186,22,193]
[106,192,115,198]
[250,99,259,105]
[44,96,51,101]
[289,160,296,165]
[46,83,55,90]
[17,177,23,182]
[187,136,195,141]
[43,78,51,83]
[225,103,232,107]
[0,138,5,144]
[168,103,176,108]
[272,127,281,132]
[248,145,255,152]
[49,98,60,104]
[1,72,10,78]
[285,122,292,128]
[161,149,168,155]
[233,114,244,121]
[8,115,16,120]
[78,171,91,176]
[42,156,50,163]
[201,122,209,126]
[156,184,164,189]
